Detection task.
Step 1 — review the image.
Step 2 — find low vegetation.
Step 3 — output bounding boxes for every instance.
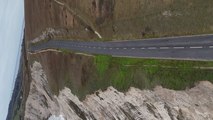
[67,54,213,99]
[106,0,213,40]
[61,0,213,40]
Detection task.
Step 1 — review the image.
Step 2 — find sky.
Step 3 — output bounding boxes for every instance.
[0,0,24,119]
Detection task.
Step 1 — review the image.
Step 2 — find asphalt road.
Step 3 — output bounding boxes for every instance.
[31,34,213,61]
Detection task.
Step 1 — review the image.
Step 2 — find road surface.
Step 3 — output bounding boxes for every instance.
[30,34,213,61]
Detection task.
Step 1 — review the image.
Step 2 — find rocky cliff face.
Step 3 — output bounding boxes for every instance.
[24,61,213,120]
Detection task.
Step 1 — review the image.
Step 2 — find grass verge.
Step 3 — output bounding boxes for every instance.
[74,55,213,99]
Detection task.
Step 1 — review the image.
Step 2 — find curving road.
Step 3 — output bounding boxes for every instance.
[30,34,213,61]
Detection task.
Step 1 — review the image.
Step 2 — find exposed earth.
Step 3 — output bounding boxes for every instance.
[24,61,213,120]
[7,0,213,119]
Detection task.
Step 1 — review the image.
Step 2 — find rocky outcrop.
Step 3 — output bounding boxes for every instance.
[31,28,61,43]
[25,61,213,120]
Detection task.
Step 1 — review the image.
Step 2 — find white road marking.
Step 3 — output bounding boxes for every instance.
[123,48,127,50]
[148,47,157,49]
[173,47,184,49]
[209,46,213,48]
[116,48,120,50]
[93,47,96,49]
[160,47,169,49]
[140,47,145,49]
[190,46,203,49]
[103,48,106,49]
[109,48,113,50]
[131,48,135,50]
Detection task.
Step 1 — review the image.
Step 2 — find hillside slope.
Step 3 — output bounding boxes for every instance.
[25,0,213,42]
[24,61,213,120]
[21,0,213,119]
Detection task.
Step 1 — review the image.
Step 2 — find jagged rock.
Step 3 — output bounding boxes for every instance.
[25,61,213,120]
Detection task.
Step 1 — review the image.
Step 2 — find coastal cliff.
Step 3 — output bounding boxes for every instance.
[21,0,213,119]
[24,61,213,120]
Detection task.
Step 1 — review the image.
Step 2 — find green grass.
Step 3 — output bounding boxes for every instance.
[72,55,213,99]
[95,55,111,75]
[32,51,213,100]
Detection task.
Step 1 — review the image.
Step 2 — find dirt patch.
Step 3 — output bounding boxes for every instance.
[29,51,96,96]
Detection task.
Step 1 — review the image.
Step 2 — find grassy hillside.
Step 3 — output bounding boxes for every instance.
[31,51,213,99]
[26,0,213,42]
[23,0,213,119]
[102,0,213,40]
